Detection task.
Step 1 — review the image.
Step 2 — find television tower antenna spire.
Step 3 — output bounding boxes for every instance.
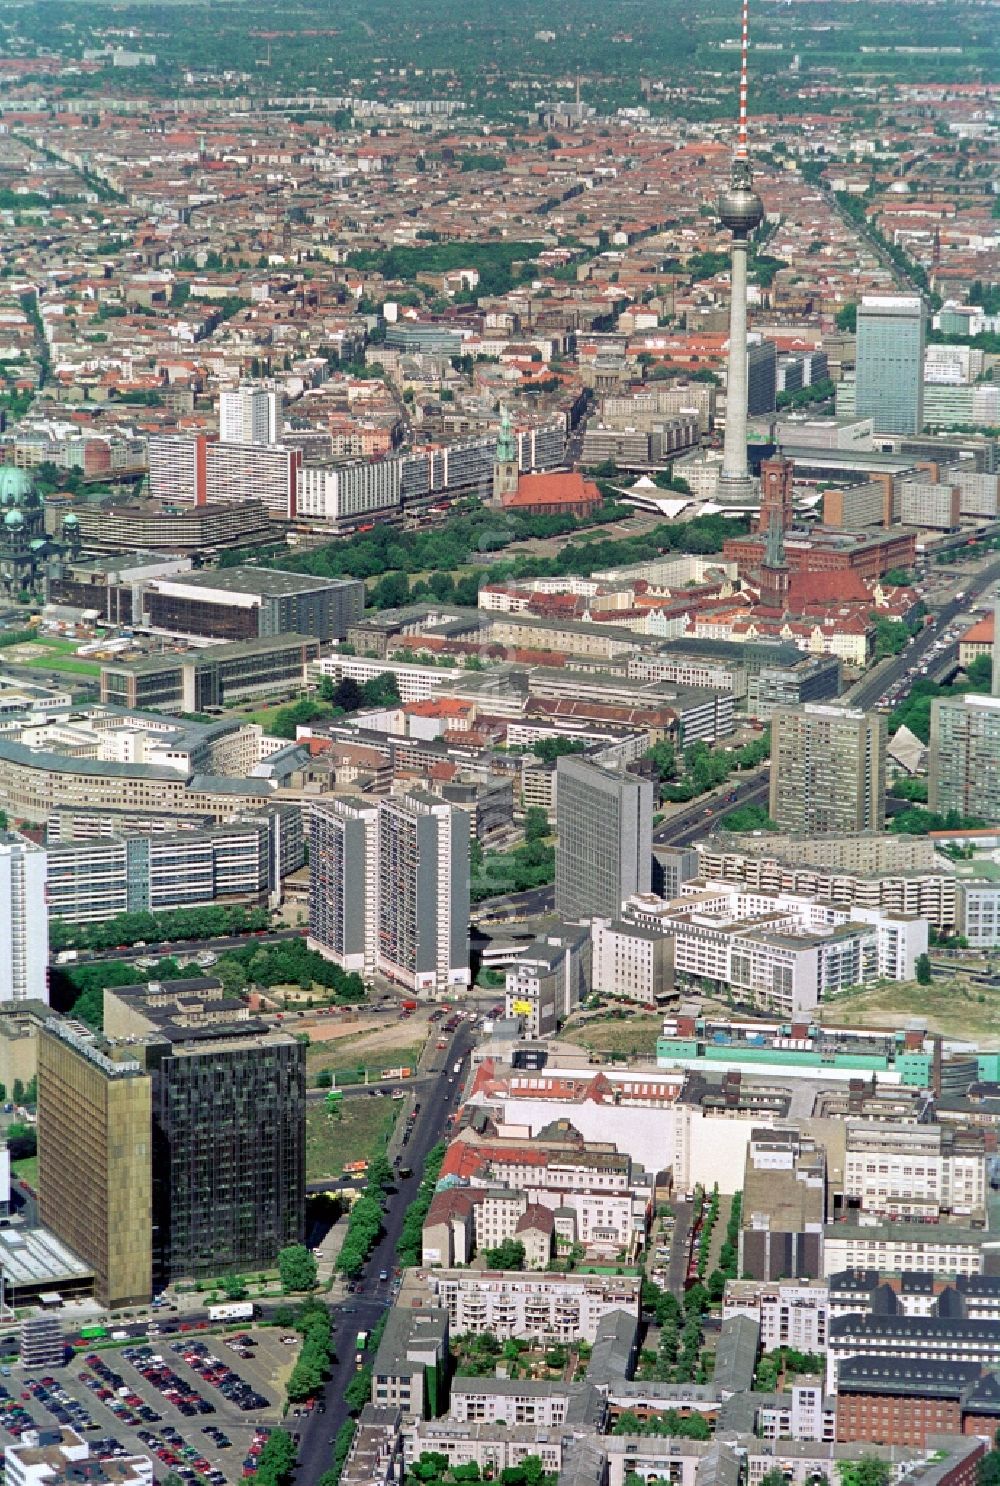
[736,0,750,161]
[716,0,765,505]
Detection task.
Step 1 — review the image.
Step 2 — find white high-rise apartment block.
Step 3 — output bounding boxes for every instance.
[378,793,470,994]
[307,799,379,976]
[219,386,279,446]
[307,793,470,995]
[0,834,48,1004]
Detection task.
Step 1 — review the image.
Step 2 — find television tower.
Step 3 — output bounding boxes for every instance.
[717,0,764,504]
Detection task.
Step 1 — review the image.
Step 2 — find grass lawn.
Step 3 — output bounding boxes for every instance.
[23,655,101,676]
[568,1012,663,1059]
[240,703,291,732]
[819,978,1000,1044]
[307,1038,426,1084]
[12,1155,38,1189]
[306,1098,398,1183]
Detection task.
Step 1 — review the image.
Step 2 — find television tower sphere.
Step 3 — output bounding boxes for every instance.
[717,162,763,239]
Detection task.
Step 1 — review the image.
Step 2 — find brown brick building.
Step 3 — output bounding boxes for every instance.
[724,525,916,584]
[837,1357,1000,1447]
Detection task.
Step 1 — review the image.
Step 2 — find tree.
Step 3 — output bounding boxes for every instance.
[214,957,249,996]
[915,952,932,985]
[532,737,586,764]
[723,805,776,832]
[330,676,363,712]
[838,1461,891,1486]
[524,807,549,842]
[484,1238,526,1270]
[253,1429,299,1486]
[835,303,858,333]
[278,1244,318,1294]
[345,1365,371,1414]
[219,1272,248,1301]
[367,1152,394,1192]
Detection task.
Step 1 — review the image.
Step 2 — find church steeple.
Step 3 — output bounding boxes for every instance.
[759,505,790,610]
[493,406,519,503]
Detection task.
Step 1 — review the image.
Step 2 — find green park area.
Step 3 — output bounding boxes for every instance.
[819,977,1000,1044]
[5,635,101,677]
[305,1097,398,1184]
[569,1012,663,1059]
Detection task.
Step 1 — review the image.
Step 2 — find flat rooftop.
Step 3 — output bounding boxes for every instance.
[160,566,359,597]
[0,1226,93,1291]
[103,633,318,674]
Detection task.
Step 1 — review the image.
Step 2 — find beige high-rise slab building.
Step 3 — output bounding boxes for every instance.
[37,1021,152,1308]
[769,703,886,836]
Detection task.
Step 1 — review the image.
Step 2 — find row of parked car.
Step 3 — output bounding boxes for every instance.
[137,1420,228,1486]
[26,1373,104,1434]
[243,1425,274,1479]
[120,1345,216,1418]
[169,1338,268,1413]
[80,1353,164,1429]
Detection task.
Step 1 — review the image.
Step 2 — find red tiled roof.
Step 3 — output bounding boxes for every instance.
[963,615,994,644]
[502,471,602,509]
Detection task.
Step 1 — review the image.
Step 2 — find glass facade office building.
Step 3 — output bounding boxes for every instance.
[148,1031,306,1283]
[554,756,653,920]
[855,295,926,435]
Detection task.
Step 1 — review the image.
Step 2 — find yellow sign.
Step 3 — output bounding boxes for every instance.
[512,999,533,1016]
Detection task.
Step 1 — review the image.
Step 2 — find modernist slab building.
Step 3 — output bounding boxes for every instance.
[929,693,1000,823]
[37,1020,153,1308]
[0,833,47,1005]
[555,756,653,920]
[307,797,380,976]
[140,566,364,644]
[100,634,320,712]
[143,1023,305,1283]
[855,295,926,436]
[376,792,471,994]
[769,703,886,836]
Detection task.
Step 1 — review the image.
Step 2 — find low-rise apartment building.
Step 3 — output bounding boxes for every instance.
[447,1377,603,1428]
[844,1121,987,1224]
[591,917,673,1002]
[723,1279,830,1352]
[504,924,591,1037]
[660,881,926,1018]
[369,1308,449,1421]
[822,1222,986,1281]
[425,1270,640,1344]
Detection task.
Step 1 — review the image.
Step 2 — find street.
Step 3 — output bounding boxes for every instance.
[294,1021,475,1483]
[652,771,770,847]
[847,553,1000,711]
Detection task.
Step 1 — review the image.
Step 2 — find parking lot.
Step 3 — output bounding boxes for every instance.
[0,1326,292,1484]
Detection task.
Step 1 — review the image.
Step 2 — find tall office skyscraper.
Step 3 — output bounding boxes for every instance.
[377,793,470,994]
[307,798,380,976]
[40,988,307,1301]
[219,385,279,446]
[555,756,653,919]
[929,693,1000,824]
[144,1025,305,1283]
[770,703,886,835]
[0,833,47,1005]
[716,0,765,504]
[38,1020,153,1308]
[855,295,926,435]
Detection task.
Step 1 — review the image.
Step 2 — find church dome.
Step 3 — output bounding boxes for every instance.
[4,509,25,530]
